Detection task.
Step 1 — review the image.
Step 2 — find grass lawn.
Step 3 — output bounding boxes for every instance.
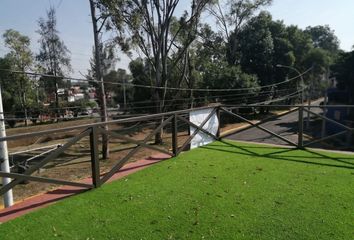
[0,140,353,240]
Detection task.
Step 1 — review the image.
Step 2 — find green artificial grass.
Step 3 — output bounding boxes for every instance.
[1,140,353,240]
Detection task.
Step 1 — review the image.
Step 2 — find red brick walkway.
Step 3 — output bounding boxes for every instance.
[0,153,170,223]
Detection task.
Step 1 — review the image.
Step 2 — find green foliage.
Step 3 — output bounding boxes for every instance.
[1,141,353,239]
[36,7,71,76]
[88,43,117,80]
[128,58,153,112]
[3,29,33,70]
[304,25,340,54]
[302,48,332,96]
[286,25,313,69]
[198,24,228,65]
[331,51,354,103]
[36,7,72,117]
[0,57,16,112]
[211,0,273,65]
[98,0,210,118]
[102,68,133,107]
[237,12,274,86]
[1,30,36,114]
[304,48,331,71]
[198,62,259,103]
[227,0,273,22]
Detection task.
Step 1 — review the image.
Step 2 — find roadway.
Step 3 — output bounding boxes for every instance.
[225,99,323,146]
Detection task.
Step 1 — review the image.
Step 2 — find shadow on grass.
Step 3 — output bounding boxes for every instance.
[200,140,354,170]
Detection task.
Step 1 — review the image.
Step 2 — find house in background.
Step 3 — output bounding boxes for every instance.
[68,86,86,102]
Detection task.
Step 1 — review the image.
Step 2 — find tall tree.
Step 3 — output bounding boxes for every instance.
[36,7,71,119]
[237,12,274,86]
[98,0,210,143]
[208,0,272,64]
[89,0,113,159]
[2,29,35,125]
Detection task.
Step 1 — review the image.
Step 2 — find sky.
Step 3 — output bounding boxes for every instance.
[0,0,353,78]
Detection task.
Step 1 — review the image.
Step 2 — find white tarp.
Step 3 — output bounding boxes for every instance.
[189,108,219,149]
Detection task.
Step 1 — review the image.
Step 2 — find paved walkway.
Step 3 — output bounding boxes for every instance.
[0,153,171,223]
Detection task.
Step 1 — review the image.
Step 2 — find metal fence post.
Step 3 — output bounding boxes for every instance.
[90,126,101,187]
[172,114,178,156]
[298,106,304,148]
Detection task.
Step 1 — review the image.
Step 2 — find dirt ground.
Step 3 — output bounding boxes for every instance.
[6,118,99,148]
[0,116,249,208]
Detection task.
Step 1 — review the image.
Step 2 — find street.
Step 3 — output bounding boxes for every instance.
[225,99,324,146]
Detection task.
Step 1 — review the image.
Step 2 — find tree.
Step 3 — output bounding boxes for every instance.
[2,29,35,125]
[198,62,259,103]
[128,58,153,112]
[208,0,273,64]
[87,42,119,108]
[99,0,211,143]
[237,12,274,86]
[303,25,340,97]
[102,68,132,108]
[304,25,340,54]
[331,51,354,104]
[36,7,71,119]
[286,25,313,70]
[89,0,121,159]
[0,57,17,113]
[188,24,259,105]
[88,43,117,79]
[268,20,295,84]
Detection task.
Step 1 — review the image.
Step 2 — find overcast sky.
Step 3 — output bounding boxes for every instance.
[1,0,353,77]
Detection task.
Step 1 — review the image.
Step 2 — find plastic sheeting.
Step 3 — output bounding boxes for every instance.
[189,108,219,149]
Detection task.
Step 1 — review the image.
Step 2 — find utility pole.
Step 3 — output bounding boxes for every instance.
[89,0,109,159]
[0,85,14,207]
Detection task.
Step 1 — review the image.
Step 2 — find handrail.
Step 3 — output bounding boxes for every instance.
[225,104,354,109]
[0,105,218,142]
[1,103,353,142]
[1,103,353,204]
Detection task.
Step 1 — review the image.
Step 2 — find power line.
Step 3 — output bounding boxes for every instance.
[1,89,300,120]
[114,88,296,106]
[0,67,312,92]
[0,84,302,123]
[116,89,303,111]
[0,86,299,116]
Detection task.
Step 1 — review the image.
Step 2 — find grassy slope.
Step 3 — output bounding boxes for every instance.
[0,140,353,240]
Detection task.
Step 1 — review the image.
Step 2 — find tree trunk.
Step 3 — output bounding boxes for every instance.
[90,0,109,159]
[55,81,60,121]
[19,77,28,127]
[153,89,163,145]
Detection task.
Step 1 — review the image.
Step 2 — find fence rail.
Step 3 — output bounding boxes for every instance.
[1,104,353,203]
